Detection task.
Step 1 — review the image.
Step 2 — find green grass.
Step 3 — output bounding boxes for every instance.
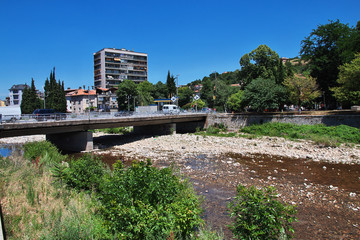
[240,122,360,146]
[195,122,360,147]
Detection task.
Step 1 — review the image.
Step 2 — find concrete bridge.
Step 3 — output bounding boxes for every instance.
[0,113,208,152]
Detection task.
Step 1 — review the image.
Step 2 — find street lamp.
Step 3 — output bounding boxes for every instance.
[175,74,180,107]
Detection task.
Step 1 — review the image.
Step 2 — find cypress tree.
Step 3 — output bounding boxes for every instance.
[20,79,41,114]
[43,67,67,112]
[166,70,176,98]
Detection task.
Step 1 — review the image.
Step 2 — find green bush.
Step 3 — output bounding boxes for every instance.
[52,154,107,192]
[23,141,66,166]
[97,127,132,134]
[206,125,221,134]
[228,185,297,240]
[98,160,204,239]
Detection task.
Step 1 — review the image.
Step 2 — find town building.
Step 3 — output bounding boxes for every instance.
[96,87,118,112]
[66,88,97,114]
[93,48,148,88]
[9,84,27,106]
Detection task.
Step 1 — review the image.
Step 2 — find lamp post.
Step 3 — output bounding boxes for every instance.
[175,74,180,107]
[43,86,46,109]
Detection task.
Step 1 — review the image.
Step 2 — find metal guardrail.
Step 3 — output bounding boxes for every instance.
[0,111,210,125]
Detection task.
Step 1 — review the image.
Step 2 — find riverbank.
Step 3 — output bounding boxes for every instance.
[93,132,360,165]
[2,132,359,165]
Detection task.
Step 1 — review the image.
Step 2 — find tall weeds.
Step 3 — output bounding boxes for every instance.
[0,143,109,239]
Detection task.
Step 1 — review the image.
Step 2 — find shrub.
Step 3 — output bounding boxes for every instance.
[96,127,132,134]
[23,141,65,165]
[98,159,204,239]
[52,154,107,192]
[206,125,221,135]
[228,185,297,240]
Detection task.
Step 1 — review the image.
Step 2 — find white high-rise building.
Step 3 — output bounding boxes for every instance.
[93,48,148,88]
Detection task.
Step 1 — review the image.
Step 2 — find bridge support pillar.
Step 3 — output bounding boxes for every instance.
[46,131,93,152]
[133,123,176,136]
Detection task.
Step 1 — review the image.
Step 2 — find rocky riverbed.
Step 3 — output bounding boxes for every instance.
[92,133,360,239]
[1,133,360,239]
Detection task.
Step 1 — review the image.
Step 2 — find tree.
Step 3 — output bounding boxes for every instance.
[332,53,360,106]
[300,20,360,108]
[21,79,42,114]
[136,81,154,106]
[44,68,67,112]
[166,71,176,98]
[200,78,215,108]
[242,78,288,112]
[116,80,138,111]
[239,45,283,86]
[227,90,244,113]
[178,86,193,108]
[283,74,321,107]
[152,81,168,99]
[214,80,237,112]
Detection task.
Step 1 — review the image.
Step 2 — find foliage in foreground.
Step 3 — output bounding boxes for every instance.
[228,185,297,240]
[240,122,360,146]
[97,160,204,239]
[51,152,204,239]
[23,140,66,165]
[0,156,109,239]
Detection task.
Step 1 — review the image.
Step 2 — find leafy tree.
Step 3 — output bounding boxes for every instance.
[21,79,42,114]
[242,78,288,112]
[214,80,237,112]
[283,74,321,107]
[239,45,283,86]
[227,90,244,112]
[136,81,154,106]
[332,53,360,106]
[152,81,168,99]
[300,20,360,108]
[116,80,138,111]
[178,86,193,107]
[183,98,205,110]
[200,78,215,108]
[166,71,176,98]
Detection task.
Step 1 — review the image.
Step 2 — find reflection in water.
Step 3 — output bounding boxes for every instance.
[0,144,23,158]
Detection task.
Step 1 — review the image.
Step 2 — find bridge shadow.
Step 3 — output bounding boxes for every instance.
[93,132,154,150]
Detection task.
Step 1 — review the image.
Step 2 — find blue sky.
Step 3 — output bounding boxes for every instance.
[0,0,359,99]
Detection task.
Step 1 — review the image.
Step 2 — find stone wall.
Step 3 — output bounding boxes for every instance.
[207,113,360,130]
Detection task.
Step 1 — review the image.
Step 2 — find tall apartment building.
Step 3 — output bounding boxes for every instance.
[93,48,148,88]
[9,84,27,106]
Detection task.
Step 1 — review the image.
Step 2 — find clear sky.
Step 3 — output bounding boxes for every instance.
[0,0,359,99]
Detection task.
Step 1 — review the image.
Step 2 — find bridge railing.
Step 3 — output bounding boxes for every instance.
[0,111,208,124]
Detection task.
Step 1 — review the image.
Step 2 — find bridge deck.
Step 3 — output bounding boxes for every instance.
[0,113,208,138]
